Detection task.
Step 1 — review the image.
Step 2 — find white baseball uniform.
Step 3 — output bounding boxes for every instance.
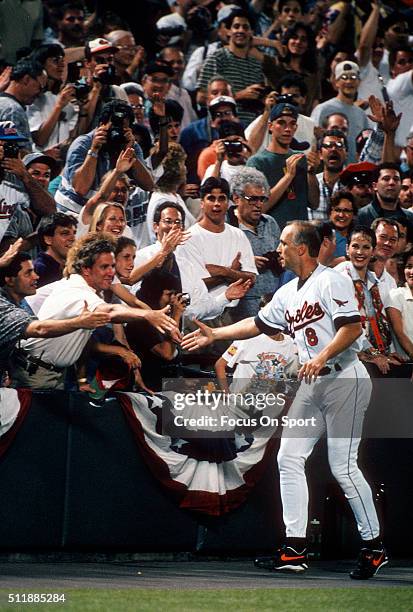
[255,264,380,542]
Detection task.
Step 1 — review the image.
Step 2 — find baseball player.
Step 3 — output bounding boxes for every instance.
[182,221,386,580]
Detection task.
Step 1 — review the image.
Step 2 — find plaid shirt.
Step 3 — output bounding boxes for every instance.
[307,172,340,220]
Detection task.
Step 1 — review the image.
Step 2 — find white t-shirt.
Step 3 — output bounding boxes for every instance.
[21,274,105,367]
[202,160,244,184]
[223,333,298,394]
[386,70,413,147]
[146,192,196,244]
[389,285,413,357]
[177,223,257,301]
[245,113,316,155]
[27,91,78,150]
[132,241,231,319]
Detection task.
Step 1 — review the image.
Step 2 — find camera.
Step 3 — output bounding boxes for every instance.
[107,111,128,149]
[3,142,20,158]
[97,64,116,86]
[181,293,191,307]
[73,77,91,100]
[224,140,243,155]
[277,93,297,105]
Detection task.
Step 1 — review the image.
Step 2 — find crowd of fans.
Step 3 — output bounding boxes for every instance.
[1,0,413,393]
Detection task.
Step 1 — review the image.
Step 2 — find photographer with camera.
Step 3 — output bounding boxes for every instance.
[0,122,56,255]
[27,44,90,156]
[83,38,130,129]
[201,121,252,184]
[55,99,154,215]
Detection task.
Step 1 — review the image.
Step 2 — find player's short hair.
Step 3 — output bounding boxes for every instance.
[115,236,136,256]
[37,212,77,251]
[153,201,186,225]
[347,225,377,248]
[311,220,335,242]
[288,221,322,257]
[65,233,116,277]
[0,252,31,286]
[371,217,399,239]
[200,177,230,199]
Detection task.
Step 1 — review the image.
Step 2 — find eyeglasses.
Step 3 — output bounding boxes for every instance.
[161,218,183,226]
[212,110,234,118]
[321,141,345,150]
[339,74,359,81]
[131,104,144,109]
[241,194,268,204]
[332,207,353,214]
[205,194,228,203]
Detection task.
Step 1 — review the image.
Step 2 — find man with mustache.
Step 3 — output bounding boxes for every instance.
[308,130,348,221]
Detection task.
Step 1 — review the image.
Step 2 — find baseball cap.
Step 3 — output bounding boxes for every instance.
[86,38,118,55]
[144,61,174,78]
[209,95,237,110]
[269,103,299,121]
[0,121,28,141]
[335,61,360,80]
[217,4,240,24]
[23,152,59,177]
[339,162,376,185]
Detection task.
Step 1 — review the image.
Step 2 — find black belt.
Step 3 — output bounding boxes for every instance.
[318,363,342,376]
[13,350,64,374]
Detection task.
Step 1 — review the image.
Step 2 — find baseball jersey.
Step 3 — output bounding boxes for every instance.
[255,264,363,366]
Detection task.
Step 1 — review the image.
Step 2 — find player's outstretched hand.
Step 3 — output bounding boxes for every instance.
[181,319,214,352]
[146,306,178,334]
[78,301,111,329]
[298,355,327,384]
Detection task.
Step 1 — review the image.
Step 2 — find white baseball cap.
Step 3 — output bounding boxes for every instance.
[335,60,360,80]
[208,95,237,109]
[87,38,118,55]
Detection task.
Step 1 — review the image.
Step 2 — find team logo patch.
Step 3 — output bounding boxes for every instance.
[333,298,348,307]
[227,345,237,356]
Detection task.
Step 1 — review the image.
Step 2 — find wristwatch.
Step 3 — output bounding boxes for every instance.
[87,149,99,158]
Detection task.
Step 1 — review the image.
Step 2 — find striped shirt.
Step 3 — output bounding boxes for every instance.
[197,48,263,125]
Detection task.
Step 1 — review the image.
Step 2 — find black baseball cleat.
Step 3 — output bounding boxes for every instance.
[254,545,308,573]
[349,547,389,580]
